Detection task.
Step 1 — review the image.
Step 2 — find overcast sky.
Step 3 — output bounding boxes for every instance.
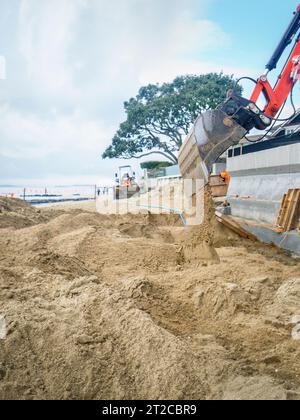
[0,0,298,186]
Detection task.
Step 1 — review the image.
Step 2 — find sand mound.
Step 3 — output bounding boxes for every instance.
[222,376,288,400]
[193,282,253,319]
[180,241,221,265]
[170,186,240,266]
[121,277,156,299]
[276,278,300,313]
[119,223,174,244]
[263,278,300,324]
[145,213,182,227]
[1,199,300,400]
[0,275,211,400]
[0,197,30,212]
[0,197,57,229]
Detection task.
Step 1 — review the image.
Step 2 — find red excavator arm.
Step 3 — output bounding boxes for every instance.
[178,4,300,181]
[250,4,300,118]
[221,3,300,131]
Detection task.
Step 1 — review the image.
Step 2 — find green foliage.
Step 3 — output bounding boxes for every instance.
[140,161,174,170]
[103,73,242,163]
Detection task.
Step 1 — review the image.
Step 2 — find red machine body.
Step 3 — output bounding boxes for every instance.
[251,4,300,118]
[251,46,300,118]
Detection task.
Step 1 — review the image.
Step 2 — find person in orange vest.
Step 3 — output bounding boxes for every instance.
[220,170,231,185]
[121,173,131,188]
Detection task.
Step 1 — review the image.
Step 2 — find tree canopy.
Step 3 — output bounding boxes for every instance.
[140,161,173,170]
[103,73,242,163]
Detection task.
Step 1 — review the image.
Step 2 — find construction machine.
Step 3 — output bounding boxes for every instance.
[179,4,300,183]
[114,165,140,200]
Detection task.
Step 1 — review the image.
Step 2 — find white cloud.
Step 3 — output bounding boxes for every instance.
[167,13,231,55]
[18,0,84,97]
[73,0,234,93]
[16,0,236,98]
[0,104,113,160]
[139,58,253,86]
[0,55,6,80]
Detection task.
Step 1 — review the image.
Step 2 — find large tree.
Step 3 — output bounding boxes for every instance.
[103,73,242,164]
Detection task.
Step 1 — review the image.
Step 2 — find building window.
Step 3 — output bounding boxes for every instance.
[234,147,241,157]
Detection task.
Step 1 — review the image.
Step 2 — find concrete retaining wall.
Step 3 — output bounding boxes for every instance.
[227,142,300,224]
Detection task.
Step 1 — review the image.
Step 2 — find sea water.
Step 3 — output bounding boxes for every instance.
[0,185,97,204]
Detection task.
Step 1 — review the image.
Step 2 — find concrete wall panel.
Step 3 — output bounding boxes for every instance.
[227,143,300,224]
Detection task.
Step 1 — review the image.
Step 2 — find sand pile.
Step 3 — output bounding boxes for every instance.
[0,197,55,229]
[0,276,211,400]
[171,185,241,265]
[0,201,300,400]
[96,181,239,261]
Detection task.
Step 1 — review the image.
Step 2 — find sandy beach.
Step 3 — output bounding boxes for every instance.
[39,199,97,212]
[0,196,300,400]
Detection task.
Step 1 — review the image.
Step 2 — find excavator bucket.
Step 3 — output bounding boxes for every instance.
[178,109,247,182]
